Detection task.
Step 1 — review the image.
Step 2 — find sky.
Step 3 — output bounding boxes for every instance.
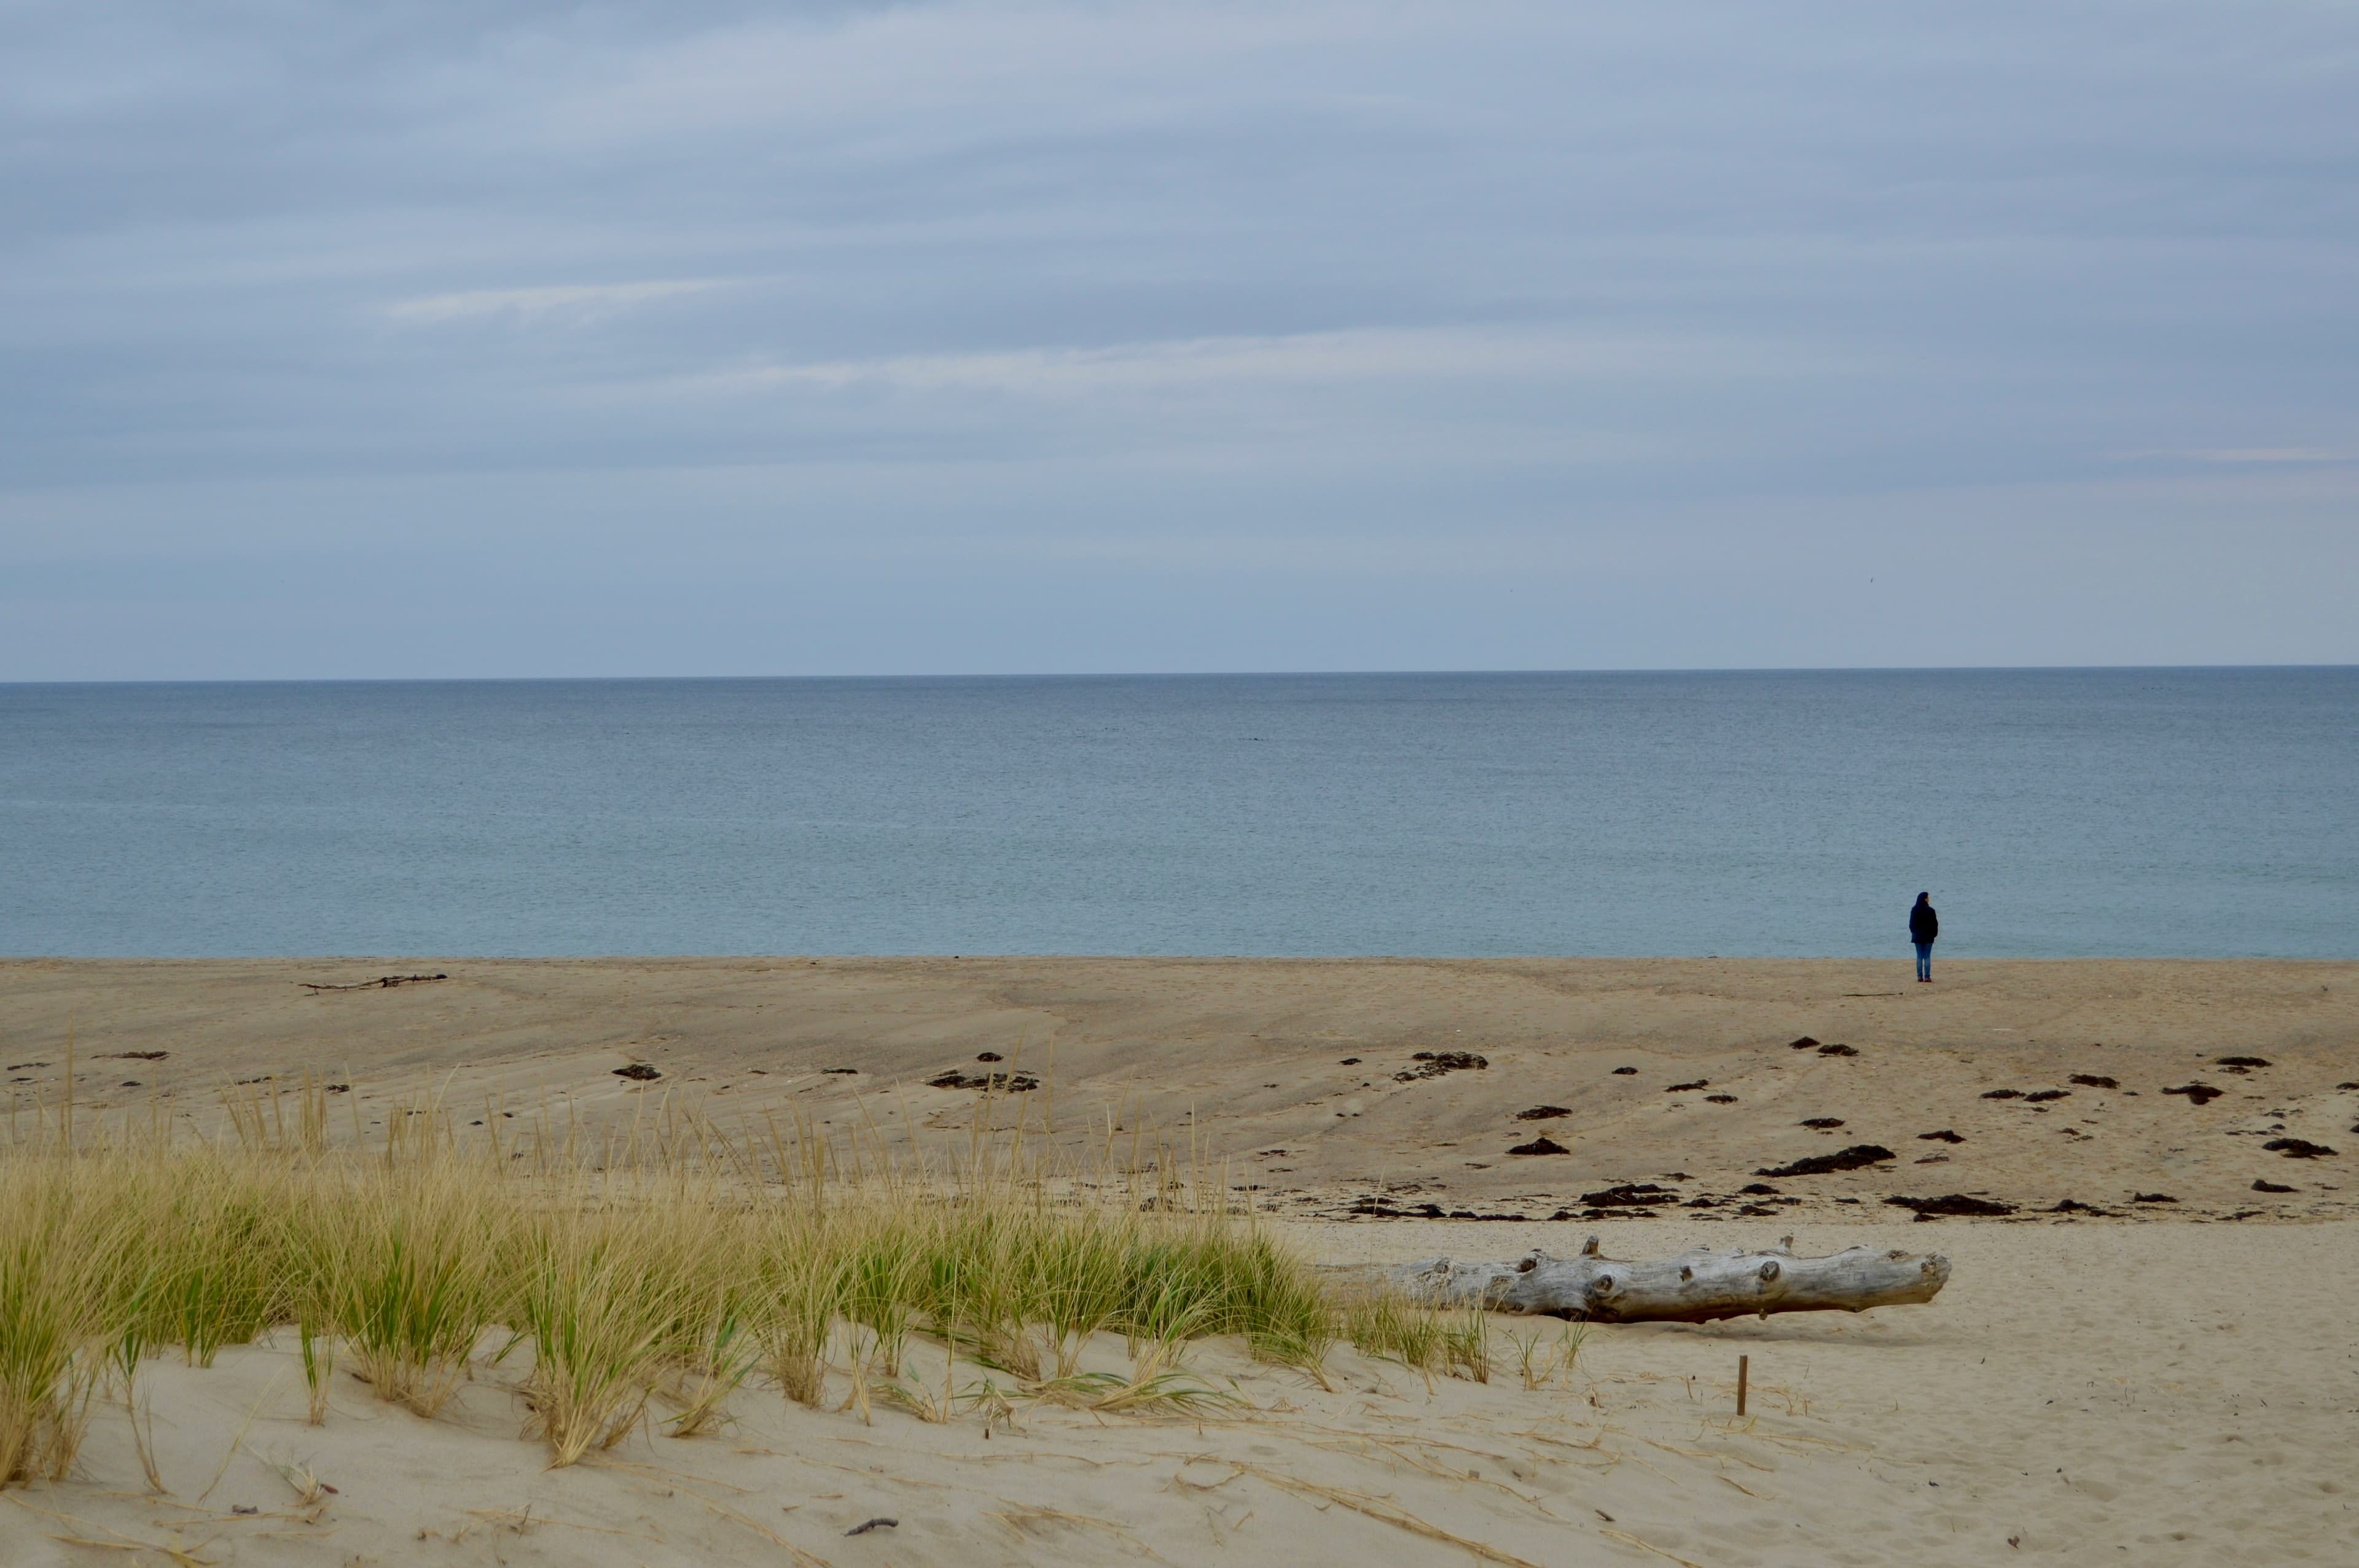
[4,0,2357,680]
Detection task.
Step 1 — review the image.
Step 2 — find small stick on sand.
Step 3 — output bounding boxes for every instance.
[1737,1354,1749,1417]
[297,973,448,992]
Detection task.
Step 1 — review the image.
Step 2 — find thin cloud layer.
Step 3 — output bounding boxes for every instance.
[1,0,2355,676]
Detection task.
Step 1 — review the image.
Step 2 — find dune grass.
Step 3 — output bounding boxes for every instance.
[0,1076,1466,1484]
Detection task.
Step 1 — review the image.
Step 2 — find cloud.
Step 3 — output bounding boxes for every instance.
[383,279,728,324]
[2166,448,2357,466]
[676,326,1841,399]
[2,0,2358,674]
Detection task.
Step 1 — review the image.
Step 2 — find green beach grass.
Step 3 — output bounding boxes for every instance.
[0,1074,1512,1484]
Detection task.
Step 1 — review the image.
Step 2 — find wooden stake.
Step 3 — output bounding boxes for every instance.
[1737,1354,1750,1416]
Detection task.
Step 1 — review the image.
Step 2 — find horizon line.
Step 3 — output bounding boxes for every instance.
[5,662,2357,688]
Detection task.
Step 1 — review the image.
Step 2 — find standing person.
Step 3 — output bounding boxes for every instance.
[1909,892,1938,982]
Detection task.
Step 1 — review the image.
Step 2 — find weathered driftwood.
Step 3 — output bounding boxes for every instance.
[1364,1236,1950,1323]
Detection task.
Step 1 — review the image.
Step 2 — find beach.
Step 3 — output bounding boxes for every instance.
[1,957,2353,1564]
[6,957,2352,1222]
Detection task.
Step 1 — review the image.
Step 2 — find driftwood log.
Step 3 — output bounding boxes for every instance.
[1366,1236,1951,1323]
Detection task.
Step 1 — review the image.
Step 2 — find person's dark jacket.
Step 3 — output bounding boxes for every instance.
[1909,900,1938,944]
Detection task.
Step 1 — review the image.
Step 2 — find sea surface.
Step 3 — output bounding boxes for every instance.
[1,670,2352,959]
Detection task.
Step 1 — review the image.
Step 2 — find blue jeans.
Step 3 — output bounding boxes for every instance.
[1914,942,1933,980]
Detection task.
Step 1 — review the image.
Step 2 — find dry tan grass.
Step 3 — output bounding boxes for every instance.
[0,1075,1396,1482]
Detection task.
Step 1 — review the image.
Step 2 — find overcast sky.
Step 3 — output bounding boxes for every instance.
[4,1,2356,679]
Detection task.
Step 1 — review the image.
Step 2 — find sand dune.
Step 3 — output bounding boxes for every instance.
[1,958,2353,1564]
[3,1218,2350,1566]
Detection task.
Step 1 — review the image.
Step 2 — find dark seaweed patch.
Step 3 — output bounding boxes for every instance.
[1507,1135,1570,1156]
[2263,1137,2337,1159]
[1395,1051,1488,1082]
[927,1070,1040,1093]
[1918,1129,1964,1143]
[2068,1074,2118,1089]
[1885,1194,2017,1218]
[1580,1183,1677,1207]
[1754,1144,1895,1178]
[2163,1083,2224,1106]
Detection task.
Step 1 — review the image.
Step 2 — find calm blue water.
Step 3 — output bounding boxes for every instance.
[1,671,2352,959]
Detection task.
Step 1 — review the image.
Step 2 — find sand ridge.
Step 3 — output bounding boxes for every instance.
[2,1219,2350,1566]
[4,958,2352,1222]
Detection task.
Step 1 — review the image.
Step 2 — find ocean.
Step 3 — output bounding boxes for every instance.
[1,669,2351,959]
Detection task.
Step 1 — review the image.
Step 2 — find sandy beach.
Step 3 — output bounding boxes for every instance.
[5,957,2352,1222]
[1,958,2353,1564]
